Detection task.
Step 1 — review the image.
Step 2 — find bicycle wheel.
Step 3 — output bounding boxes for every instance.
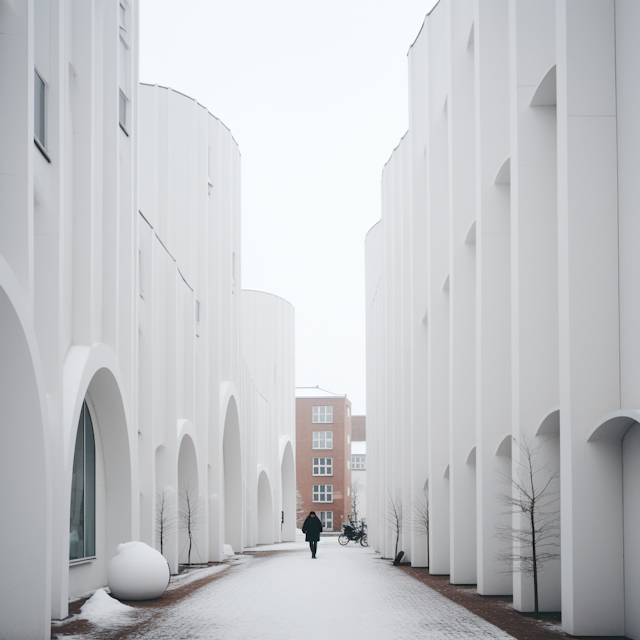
[338,534,349,546]
[360,534,369,547]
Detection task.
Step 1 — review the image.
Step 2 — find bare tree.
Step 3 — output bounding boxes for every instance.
[349,479,363,525]
[296,490,306,529]
[412,487,429,566]
[495,434,560,614]
[156,484,176,557]
[383,492,403,561]
[178,481,204,565]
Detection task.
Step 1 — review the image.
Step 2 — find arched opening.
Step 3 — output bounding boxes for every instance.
[67,365,132,597]
[223,396,243,552]
[0,279,51,638]
[280,441,296,542]
[177,434,203,565]
[257,470,274,545]
[623,423,640,639]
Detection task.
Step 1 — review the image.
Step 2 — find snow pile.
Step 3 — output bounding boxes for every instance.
[223,544,235,557]
[79,588,133,625]
[108,541,170,601]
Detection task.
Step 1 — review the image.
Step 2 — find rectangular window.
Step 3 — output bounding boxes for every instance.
[351,455,366,470]
[312,457,332,476]
[34,68,46,149]
[312,431,333,450]
[313,406,333,423]
[320,511,333,531]
[195,300,201,323]
[313,485,333,503]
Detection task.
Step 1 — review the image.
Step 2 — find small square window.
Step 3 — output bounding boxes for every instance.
[351,455,366,470]
[313,484,333,503]
[312,431,333,450]
[312,457,332,476]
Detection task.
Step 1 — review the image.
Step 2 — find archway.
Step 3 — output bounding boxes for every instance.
[178,433,202,565]
[66,362,133,598]
[257,470,274,545]
[0,275,51,639]
[623,423,640,639]
[280,440,296,542]
[223,396,243,552]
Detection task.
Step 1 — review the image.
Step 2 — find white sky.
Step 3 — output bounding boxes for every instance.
[140,0,439,414]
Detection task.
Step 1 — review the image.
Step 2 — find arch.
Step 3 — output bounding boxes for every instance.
[530,64,557,107]
[257,468,274,545]
[494,156,511,184]
[495,433,512,457]
[465,446,476,465]
[280,438,296,542]
[0,259,52,638]
[222,391,243,552]
[62,346,133,599]
[177,431,202,565]
[587,409,640,442]
[535,406,560,437]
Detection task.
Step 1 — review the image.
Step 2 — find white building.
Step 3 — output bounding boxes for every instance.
[0,2,295,639]
[366,1,640,638]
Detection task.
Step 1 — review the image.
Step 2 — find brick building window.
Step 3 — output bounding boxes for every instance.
[313,484,333,503]
[352,455,366,470]
[313,457,332,476]
[312,431,333,449]
[312,406,333,423]
[320,511,333,531]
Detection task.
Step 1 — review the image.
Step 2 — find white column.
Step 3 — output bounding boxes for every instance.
[447,0,476,585]
[509,0,560,612]
[426,3,450,576]
[556,0,621,634]
[474,0,512,596]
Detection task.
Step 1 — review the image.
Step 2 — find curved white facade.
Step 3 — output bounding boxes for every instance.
[366,1,640,637]
[0,3,295,638]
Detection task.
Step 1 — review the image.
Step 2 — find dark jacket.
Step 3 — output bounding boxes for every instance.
[302,515,323,542]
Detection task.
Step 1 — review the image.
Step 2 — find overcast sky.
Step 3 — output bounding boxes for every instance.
[140,0,438,414]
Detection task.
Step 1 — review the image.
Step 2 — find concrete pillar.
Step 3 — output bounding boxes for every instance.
[426,4,450,576]
[509,0,560,612]
[556,0,622,634]
[473,0,512,596]
[447,0,476,585]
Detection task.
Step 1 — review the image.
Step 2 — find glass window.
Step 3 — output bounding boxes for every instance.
[312,457,332,476]
[313,485,333,503]
[351,455,366,470]
[312,431,333,450]
[70,401,96,561]
[320,511,333,531]
[312,406,333,423]
[34,68,45,148]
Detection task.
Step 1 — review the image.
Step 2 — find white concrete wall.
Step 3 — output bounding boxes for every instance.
[0,4,295,637]
[365,0,640,636]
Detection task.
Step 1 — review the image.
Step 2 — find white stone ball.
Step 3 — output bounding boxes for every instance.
[107,541,170,601]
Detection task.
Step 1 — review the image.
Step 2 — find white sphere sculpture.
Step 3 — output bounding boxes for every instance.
[107,541,170,601]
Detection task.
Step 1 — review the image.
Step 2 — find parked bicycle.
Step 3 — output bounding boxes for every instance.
[338,521,368,546]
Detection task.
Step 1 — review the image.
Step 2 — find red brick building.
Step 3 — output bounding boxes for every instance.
[296,387,352,532]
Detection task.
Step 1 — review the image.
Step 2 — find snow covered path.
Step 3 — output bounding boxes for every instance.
[124,537,514,640]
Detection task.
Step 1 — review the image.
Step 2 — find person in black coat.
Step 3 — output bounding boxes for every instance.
[302,511,323,558]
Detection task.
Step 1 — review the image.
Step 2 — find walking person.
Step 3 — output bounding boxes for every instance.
[302,511,323,558]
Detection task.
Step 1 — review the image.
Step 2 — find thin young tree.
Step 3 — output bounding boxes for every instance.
[178,481,204,566]
[383,491,403,562]
[156,484,176,556]
[412,487,429,566]
[296,489,306,529]
[495,434,560,615]
[349,479,363,526]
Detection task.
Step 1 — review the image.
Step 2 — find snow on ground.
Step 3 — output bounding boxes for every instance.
[120,537,515,640]
[167,556,251,590]
[78,589,134,626]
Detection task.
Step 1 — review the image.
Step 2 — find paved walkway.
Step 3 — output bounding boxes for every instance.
[121,537,514,640]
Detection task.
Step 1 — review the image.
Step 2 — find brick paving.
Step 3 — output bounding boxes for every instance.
[54,537,519,640]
